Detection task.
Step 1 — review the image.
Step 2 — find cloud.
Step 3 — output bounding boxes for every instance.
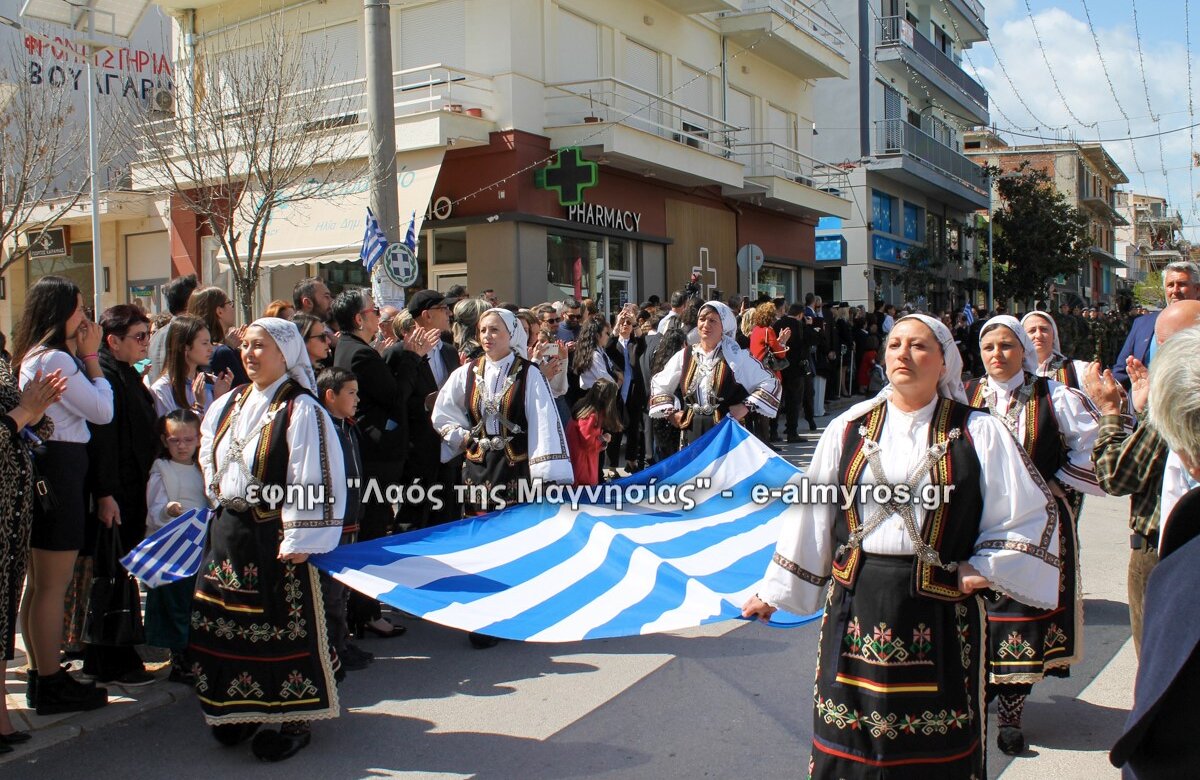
[967,6,1199,235]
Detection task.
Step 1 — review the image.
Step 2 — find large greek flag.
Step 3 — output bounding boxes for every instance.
[313,419,818,641]
[121,507,210,588]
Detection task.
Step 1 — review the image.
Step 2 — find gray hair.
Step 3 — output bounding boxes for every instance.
[1148,325,1200,463]
[1163,260,1200,290]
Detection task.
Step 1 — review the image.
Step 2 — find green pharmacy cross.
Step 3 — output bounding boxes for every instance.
[534,147,599,206]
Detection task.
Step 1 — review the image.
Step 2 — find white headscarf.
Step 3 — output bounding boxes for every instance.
[697,301,742,356]
[1020,310,1062,360]
[980,314,1039,375]
[480,308,522,359]
[251,316,317,393]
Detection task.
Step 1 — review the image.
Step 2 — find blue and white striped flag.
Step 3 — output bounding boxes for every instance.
[121,507,210,588]
[360,207,389,273]
[962,302,975,326]
[313,420,818,642]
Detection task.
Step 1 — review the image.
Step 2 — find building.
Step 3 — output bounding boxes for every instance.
[11,0,862,322]
[1115,192,1187,284]
[0,2,176,330]
[810,0,990,310]
[964,130,1130,309]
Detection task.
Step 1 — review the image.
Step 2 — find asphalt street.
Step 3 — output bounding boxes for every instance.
[3,426,1134,779]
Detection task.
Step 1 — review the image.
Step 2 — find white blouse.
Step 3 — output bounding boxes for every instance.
[648,344,780,418]
[149,373,214,418]
[579,349,617,390]
[432,351,574,484]
[19,349,112,443]
[758,396,1061,615]
[200,375,347,555]
[975,371,1105,496]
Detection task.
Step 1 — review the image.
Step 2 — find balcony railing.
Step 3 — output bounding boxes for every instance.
[948,0,985,27]
[878,17,987,110]
[732,0,847,59]
[544,78,738,158]
[874,118,986,192]
[734,142,850,195]
[138,63,493,159]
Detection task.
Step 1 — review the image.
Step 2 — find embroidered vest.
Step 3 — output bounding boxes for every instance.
[830,398,984,601]
[210,380,310,523]
[463,355,532,465]
[966,375,1065,482]
[675,345,749,415]
[1050,357,1081,390]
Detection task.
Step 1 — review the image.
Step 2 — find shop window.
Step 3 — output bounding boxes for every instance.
[547,233,602,304]
[872,190,895,234]
[903,203,924,241]
[29,241,94,308]
[433,229,466,264]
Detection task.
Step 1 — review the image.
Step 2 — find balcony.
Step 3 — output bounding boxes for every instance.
[726,142,853,219]
[543,78,744,189]
[1079,191,1129,226]
[942,0,987,43]
[876,17,988,124]
[134,63,496,177]
[717,0,850,80]
[870,118,988,212]
[656,0,741,12]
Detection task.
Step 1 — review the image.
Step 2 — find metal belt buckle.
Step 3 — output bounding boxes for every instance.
[223,497,251,512]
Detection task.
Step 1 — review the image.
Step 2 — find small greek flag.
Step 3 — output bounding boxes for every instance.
[121,507,210,588]
[962,302,975,326]
[404,210,417,254]
[361,207,389,273]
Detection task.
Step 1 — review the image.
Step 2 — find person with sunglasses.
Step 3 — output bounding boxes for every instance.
[291,313,333,371]
[83,304,160,686]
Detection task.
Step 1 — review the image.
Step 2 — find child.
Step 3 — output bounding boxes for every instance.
[566,379,624,486]
[316,367,372,676]
[144,409,206,683]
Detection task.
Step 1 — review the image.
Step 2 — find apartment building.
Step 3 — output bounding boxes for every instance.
[1115,192,1186,285]
[22,0,863,318]
[810,0,989,310]
[965,130,1130,308]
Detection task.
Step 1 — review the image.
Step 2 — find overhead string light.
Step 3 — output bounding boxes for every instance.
[1022,0,1096,130]
[1186,0,1198,225]
[1130,0,1176,213]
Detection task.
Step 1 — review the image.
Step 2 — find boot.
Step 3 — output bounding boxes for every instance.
[35,669,107,716]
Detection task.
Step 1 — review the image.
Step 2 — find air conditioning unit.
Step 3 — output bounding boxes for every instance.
[149,87,175,114]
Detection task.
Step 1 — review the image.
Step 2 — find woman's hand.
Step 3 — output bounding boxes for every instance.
[1127,357,1150,414]
[404,326,441,358]
[17,369,66,420]
[226,324,247,349]
[278,552,309,564]
[191,373,208,405]
[165,501,184,518]
[671,410,688,429]
[75,318,102,357]
[97,495,121,528]
[212,369,234,399]
[778,327,792,345]
[728,403,749,422]
[957,561,991,595]
[741,594,777,622]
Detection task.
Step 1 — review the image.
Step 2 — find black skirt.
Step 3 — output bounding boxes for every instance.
[985,493,1082,690]
[811,554,985,779]
[462,449,530,514]
[188,508,338,726]
[30,441,88,552]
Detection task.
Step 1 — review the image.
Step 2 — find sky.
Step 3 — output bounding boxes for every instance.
[965,0,1200,239]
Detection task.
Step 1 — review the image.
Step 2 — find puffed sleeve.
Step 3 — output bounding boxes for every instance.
[31,351,113,425]
[1047,382,1105,496]
[732,349,781,419]
[525,365,574,484]
[648,349,685,418]
[278,398,347,556]
[757,416,848,615]
[431,363,474,462]
[966,412,1061,610]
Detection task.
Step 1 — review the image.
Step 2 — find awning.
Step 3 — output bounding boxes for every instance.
[218,148,445,270]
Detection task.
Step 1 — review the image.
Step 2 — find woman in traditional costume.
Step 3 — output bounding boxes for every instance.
[192,317,346,761]
[432,307,574,513]
[1021,311,1090,391]
[648,301,780,449]
[743,314,1061,780]
[963,315,1104,756]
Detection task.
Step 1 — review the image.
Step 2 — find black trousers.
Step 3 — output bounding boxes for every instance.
[349,459,400,628]
[773,374,803,437]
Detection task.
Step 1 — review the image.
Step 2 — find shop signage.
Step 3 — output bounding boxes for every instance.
[27,227,67,258]
[534,147,598,206]
[567,202,643,233]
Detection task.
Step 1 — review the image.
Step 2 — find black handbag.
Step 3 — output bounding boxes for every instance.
[761,352,790,373]
[82,526,145,647]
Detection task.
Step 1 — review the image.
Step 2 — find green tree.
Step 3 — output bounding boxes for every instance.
[987,163,1091,305]
[1132,270,1164,308]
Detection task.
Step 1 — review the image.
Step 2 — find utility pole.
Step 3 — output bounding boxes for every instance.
[364,0,399,243]
[987,172,994,312]
[86,10,104,316]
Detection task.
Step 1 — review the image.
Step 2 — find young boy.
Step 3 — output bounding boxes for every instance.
[316,367,371,676]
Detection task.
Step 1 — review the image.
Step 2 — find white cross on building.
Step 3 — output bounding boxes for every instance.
[692,247,718,299]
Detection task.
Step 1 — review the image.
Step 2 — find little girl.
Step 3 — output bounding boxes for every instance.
[144,409,207,683]
[566,379,624,486]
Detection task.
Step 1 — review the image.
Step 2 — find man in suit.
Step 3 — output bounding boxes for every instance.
[772,302,807,441]
[402,289,461,525]
[1112,260,1200,386]
[605,309,647,471]
[332,288,409,637]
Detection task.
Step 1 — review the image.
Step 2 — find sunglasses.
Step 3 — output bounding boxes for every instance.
[363,307,381,317]
[566,314,582,321]
[543,316,561,324]
[307,332,332,342]
[122,331,151,343]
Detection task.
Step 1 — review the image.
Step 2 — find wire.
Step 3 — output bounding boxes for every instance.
[994,119,1200,143]
[1187,0,1198,224]
[1023,0,1094,128]
[1130,0,1174,214]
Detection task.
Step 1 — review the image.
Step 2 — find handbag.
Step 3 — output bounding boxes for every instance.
[82,526,146,647]
[22,432,58,515]
[761,352,790,372]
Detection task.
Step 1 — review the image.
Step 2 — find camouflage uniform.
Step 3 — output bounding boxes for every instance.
[1052,311,1076,360]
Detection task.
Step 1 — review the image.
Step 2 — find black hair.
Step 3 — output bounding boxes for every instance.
[162,274,199,315]
[317,366,357,400]
[292,277,326,311]
[12,275,81,368]
[156,408,202,463]
[573,378,624,432]
[100,303,151,343]
[331,288,370,333]
[669,291,687,308]
[572,318,610,374]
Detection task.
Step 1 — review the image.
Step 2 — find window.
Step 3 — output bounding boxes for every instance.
[903,203,924,241]
[556,9,600,82]
[872,190,896,234]
[398,0,465,83]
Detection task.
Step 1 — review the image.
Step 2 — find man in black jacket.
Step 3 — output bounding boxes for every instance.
[331,289,408,638]
[772,303,808,441]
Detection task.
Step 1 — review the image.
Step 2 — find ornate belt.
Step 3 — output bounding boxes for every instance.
[474,435,512,452]
[688,402,718,417]
[217,496,254,512]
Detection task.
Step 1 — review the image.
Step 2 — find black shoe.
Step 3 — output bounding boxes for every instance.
[168,653,196,686]
[0,741,11,755]
[211,722,260,746]
[339,644,372,672]
[0,730,32,744]
[468,632,501,649]
[997,726,1026,756]
[359,619,406,639]
[24,669,36,708]
[786,434,802,443]
[807,419,818,431]
[35,669,107,716]
[252,728,311,762]
[768,433,781,443]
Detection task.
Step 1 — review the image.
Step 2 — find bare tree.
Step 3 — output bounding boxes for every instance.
[0,42,90,277]
[126,16,367,319]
